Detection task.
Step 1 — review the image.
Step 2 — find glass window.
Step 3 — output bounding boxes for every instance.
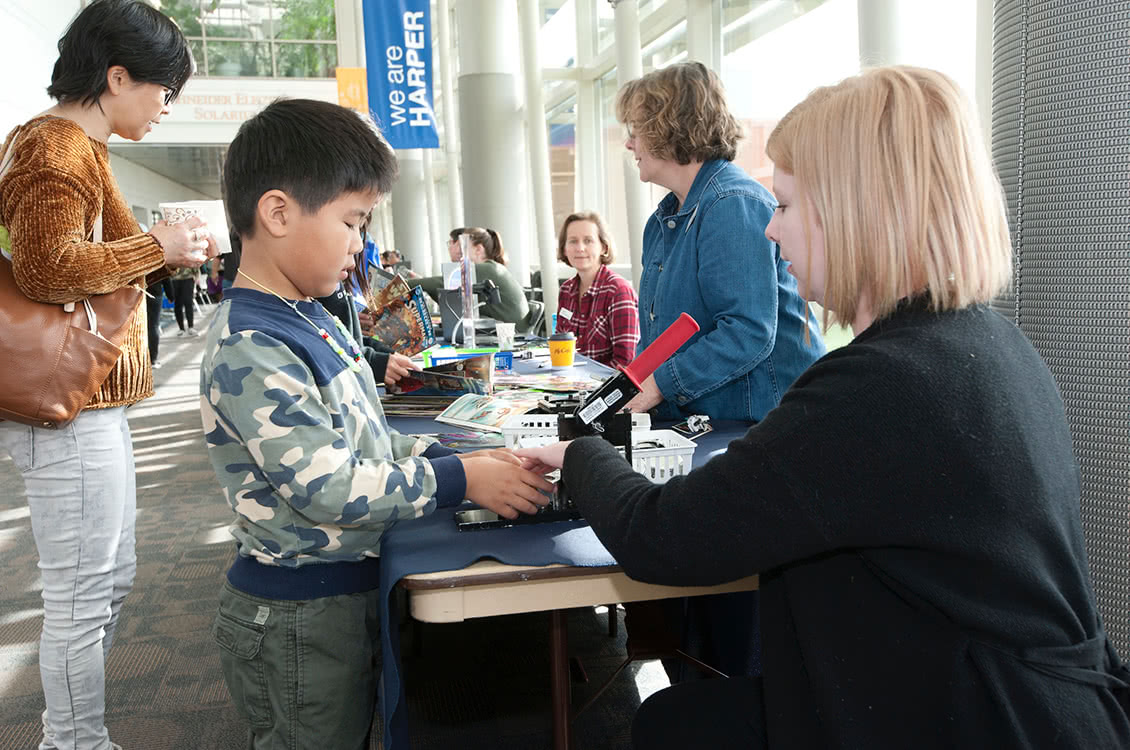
[540,1,577,69]
[547,91,578,236]
[159,0,337,78]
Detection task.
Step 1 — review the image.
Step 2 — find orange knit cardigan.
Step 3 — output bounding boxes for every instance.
[0,115,169,411]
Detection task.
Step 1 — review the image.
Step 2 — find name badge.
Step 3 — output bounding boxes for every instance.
[559,308,574,321]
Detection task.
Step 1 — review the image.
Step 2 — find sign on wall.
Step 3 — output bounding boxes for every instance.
[361,0,439,149]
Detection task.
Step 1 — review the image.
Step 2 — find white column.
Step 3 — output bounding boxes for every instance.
[455,0,530,285]
[613,0,648,288]
[390,149,430,269]
[334,0,365,70]
[422,149,442,277]
[436,0,464,229]
[685,0,721,72]
[974,0,994,147]
[574,0,602,214]
[857,0,905,67]
[518,0,558,335]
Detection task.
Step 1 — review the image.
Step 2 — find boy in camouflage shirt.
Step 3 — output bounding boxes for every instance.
[200,99,553,749]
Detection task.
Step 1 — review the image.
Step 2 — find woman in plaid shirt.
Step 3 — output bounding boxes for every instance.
[554,210,640,368]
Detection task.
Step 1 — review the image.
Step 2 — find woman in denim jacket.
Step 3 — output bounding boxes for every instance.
[620,62,824,421]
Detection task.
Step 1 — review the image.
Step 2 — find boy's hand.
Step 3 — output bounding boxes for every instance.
[459,452,555,519]
[514,441,572,475]
[383,354,421,385]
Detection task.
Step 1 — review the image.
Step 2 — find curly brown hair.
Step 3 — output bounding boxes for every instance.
[616,62,741,165]
[556,211,615,266]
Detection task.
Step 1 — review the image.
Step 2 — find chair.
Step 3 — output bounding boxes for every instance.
[518,299,545,336]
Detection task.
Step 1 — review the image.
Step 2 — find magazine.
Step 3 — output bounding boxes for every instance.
[368,285,435,357]
[368,267,413,311]
[431,432,507,451]
[434,391,543,433]
[385,353,494,397]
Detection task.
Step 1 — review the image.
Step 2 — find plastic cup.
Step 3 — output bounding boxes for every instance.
[495,322,516,351]
[548,331,576,367]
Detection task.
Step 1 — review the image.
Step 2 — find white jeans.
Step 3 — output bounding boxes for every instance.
[0,406,136,750]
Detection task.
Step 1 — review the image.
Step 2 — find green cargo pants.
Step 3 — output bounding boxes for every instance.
[212,581,382,750]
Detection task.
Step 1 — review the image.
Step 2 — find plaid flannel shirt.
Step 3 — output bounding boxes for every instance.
[555,264,639,368]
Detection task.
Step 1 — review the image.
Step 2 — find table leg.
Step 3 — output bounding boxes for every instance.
[550,609,572,750]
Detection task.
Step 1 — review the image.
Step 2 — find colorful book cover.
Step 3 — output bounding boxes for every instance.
[385,353,494,397]
[369,285,435,357]
[434,391,543,434]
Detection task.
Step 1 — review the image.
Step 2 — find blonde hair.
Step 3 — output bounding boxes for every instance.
[616,62,742,164]
[766,66,1011,327]
[557,210,615,266]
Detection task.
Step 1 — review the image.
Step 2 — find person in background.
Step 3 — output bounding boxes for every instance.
[380,248,419,278]
[518,65,1130,750]
[418,226,533,329]
[221,226,241,290]
[170,263,198,336]
[145,276,174,367]
[554,210,639,368]
[317,247,420,385]
[206,258,223,302]
[0,2,212,748]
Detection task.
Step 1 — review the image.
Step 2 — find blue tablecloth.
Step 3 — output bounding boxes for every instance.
[378,359,753,748]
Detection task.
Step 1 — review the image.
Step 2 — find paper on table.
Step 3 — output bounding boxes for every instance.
[159,200,232,254]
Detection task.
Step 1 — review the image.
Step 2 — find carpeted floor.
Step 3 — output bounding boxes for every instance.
[0,304,663,750]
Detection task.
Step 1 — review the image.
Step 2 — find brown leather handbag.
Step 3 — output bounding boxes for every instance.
[0,128,144,429]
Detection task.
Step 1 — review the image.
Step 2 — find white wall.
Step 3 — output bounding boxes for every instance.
[0,0,83,137]
[109,154,212,228]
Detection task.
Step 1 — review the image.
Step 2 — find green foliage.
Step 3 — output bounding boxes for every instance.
[276,0,336,41]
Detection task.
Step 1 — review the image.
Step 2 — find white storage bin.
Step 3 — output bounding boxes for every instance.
[508,424,694,485]
[502,411,651,449]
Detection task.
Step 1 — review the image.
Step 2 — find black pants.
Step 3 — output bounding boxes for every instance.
[632,676,766,750]
[145,279,172,363]
[172,278,195,330]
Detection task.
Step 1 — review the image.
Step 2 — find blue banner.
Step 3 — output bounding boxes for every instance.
[361,0,439,150]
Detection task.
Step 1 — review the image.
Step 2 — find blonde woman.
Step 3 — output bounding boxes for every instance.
[518,66,1130,748]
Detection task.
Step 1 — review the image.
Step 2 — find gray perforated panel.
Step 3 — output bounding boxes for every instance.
[993,0,1130,655]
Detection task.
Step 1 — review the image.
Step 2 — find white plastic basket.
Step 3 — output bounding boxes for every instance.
[628,429,696,483]
[502,411,651,449]
[507,423,694,485]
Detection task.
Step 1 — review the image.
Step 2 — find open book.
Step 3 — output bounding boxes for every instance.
[365,269,435,356]
[385,353,494,398]
[434,391,543,433]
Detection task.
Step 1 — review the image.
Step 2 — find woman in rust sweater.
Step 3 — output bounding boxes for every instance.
[0,2,213,748]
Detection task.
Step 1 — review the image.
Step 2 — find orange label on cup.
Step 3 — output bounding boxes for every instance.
[548,339,576,367]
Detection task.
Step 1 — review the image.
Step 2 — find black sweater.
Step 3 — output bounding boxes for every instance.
[564,299,1129,748]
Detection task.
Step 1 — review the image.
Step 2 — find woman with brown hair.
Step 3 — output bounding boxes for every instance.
[554,210,639,368]
[617,61,823,421]
[0,2,214,747]
[419,225,533,328]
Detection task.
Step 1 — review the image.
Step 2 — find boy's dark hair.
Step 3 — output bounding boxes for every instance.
[48,0,194,108]
[224,98,399,237]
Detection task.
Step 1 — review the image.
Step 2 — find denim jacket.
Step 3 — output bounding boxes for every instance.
[639,159,825,422]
